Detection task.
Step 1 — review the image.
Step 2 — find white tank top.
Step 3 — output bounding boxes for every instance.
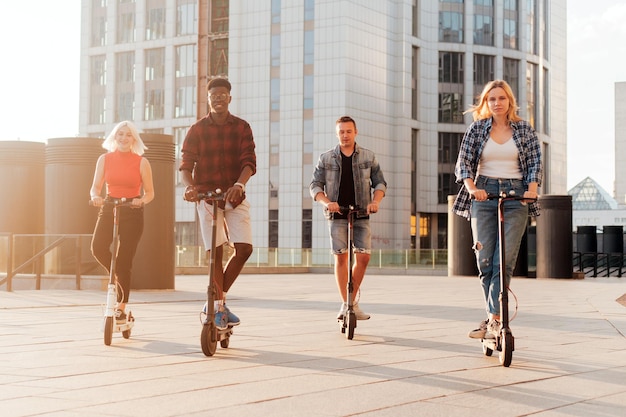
[476,137,522,179]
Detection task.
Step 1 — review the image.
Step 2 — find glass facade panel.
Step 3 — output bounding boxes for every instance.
[473,0,494,46]
[473,54,495,98]
[503,0,518,49]
[176,0,197,36]
[503,58,519,100]
[115,52,135,122]
[91,0,107,47]
[117,7,136,43]
[438,132,462,204]
[146,0,166,40]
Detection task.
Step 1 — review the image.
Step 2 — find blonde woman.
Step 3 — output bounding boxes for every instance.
[90,121,154,323]
[453,80,542,339]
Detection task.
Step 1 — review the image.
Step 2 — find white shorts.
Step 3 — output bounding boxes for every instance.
[196,199,252,250]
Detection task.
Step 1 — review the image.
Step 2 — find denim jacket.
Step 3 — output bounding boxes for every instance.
[310,143,387,220]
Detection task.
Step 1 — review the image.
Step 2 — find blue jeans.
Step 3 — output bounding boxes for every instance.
[470,177,529,316]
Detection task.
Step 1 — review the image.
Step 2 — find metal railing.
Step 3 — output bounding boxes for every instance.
[4,233,624,291]
[1,233,448,291]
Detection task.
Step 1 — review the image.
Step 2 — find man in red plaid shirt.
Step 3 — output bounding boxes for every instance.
[180,77,256,329]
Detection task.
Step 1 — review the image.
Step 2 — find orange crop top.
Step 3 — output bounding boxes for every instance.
[104,151,142,198]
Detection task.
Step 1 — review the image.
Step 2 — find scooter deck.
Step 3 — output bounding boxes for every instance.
[112,312,134,333]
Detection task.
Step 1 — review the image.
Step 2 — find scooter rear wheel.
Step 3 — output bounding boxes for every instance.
[482,344,493,356]
[104,316,113,346]
[220,337,230,348]
[201,323,218,356]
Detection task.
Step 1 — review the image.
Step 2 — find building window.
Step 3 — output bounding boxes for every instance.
[146,0,166,40]
[271,0,281,24]
[439,51,464,83]
[176,0,197,36]
[145,48,165,81]
[543,67,550,135]
[412,46,419,120]
[211,0,229,33]
[473,0,494,46]
[473,54,495,98]
[303,75,313,110]
[91,0,107,47]
[174,127,188,185]
[503,58,519,100]
[269,210,279,248]
[438,132,462,204]
[115,52,135,122]
[90,55,107,124]
[302,209,312,249]
[526,62,537,128]
[145,48,165,120]
[503,0,519,49]
[543,0,550,60]
[176,44,196,78]
[210,38,229,76]
[117,2,136,44]
[175,45,196,118]
[412,0,419,37]
[439,1,464,43]
[175,87,195,118]
[438,52,464,123]
[525,0,537,54]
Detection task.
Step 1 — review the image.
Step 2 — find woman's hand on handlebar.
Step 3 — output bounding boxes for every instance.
[523,190,538,202]
[90,196,104,207]
[469,188,488,201]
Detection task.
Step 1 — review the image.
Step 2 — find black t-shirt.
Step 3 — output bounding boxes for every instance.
[334,152,356,220]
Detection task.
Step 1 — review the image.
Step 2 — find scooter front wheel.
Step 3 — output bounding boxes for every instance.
[201,322,218,356]
[500,332,514,367]
[346,312,356,340]
[104,316,113,346]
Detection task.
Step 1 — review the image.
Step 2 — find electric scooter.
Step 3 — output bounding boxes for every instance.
[481,191,535,367]
[338,205,360,340]
[92,198,136,346]
[195,190,233,357]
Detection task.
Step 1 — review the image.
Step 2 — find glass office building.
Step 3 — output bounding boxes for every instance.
[79,0,567,253]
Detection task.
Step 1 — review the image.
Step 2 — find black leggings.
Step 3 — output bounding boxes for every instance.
[91,205,144,303]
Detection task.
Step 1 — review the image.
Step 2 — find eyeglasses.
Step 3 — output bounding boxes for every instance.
[209,93,229,101]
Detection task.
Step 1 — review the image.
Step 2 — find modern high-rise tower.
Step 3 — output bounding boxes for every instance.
[79,0,567,253]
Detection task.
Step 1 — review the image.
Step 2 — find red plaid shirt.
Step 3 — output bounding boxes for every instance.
[180,113,256,192]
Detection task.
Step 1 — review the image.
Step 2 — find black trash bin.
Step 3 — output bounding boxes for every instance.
[536,195,573,278]
[447,195,478,276]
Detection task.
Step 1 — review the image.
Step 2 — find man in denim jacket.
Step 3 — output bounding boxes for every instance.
[310,116,387,321]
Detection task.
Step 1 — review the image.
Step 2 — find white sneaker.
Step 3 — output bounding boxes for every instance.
[486,319,501,338]
[353,303,370,320]
[336,302,348,320]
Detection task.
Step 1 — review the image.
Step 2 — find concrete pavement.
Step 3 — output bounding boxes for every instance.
[1,273,626,417]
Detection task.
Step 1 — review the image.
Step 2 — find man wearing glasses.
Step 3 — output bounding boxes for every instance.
[310,116,387,322]
[180,77,256,330]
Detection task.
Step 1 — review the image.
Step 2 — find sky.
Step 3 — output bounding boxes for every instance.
[1,1,625,195]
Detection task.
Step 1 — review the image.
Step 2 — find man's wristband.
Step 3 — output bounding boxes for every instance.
[234,182,245,192]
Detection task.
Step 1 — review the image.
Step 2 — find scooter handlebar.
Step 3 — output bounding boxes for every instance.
[485,191,537,202]
[196,189,225,202]
[89,198,138,207]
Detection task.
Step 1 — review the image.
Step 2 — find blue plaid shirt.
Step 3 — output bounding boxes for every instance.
[452,117,542,219]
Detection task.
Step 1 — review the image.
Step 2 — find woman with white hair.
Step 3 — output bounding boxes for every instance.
[89,121,154,323]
